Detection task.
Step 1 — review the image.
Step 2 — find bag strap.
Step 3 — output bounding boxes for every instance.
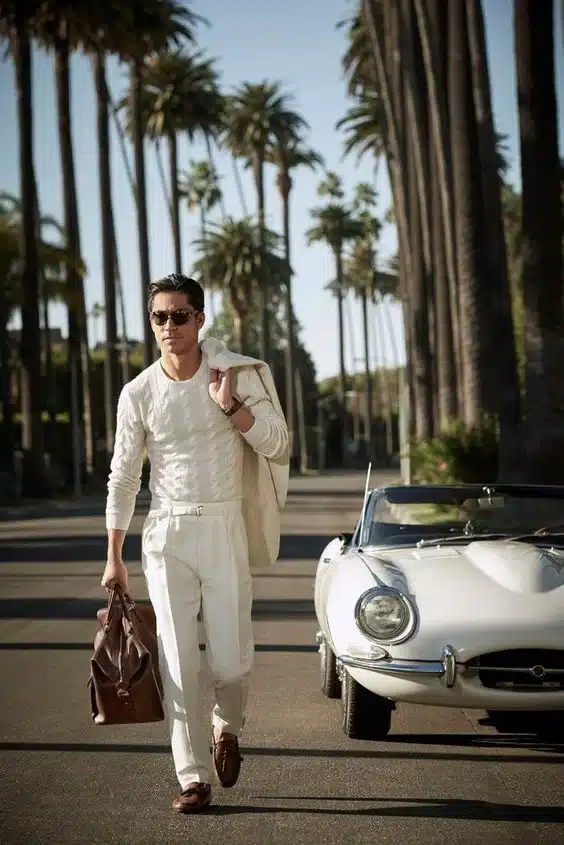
[103,586,136,630]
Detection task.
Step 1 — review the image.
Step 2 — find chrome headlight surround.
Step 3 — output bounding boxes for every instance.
[354,586,418,645]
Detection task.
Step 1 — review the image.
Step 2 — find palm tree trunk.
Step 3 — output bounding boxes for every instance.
[0,306,15,478]
[253,154,269,365]
[466,0,521,479]
[431,142,457,428]
[110,96,136,199]
[94,50,120,457]
[448,0,489,426]
[404,68,434,440]
[199,204,210,291]
[361,290,373,460]
[232,157,249,217]
[334,247,348,465]
[54,38,94,480]
[345,295,361,447]
[130,58,153,369]
[279,174,299,470]
[107,93,132,387]
[41,293,53,410]
[414,0,462,386]
[363,0,413,286]
[204,135,227,219]
[230,304,248,353]
[365,0,417,439]
[295,367,309,472]
[515,0,564,482]
[106,185,130,389]
[155,139,173,224]
[32,172,56,428]
[12,23,45,493]
[400,0,432,270]
[373,299,395,458]
[168,132,182,274]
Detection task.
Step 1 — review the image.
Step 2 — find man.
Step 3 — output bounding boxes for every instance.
[101,273,289,813]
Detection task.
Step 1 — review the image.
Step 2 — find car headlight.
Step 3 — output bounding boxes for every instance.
[355,586,417,644]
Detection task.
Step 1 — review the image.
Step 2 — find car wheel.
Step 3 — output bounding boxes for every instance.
[320,636,341,699]
[341,669,393,740]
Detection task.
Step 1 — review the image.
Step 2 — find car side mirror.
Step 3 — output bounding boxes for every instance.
[339,532,353,549]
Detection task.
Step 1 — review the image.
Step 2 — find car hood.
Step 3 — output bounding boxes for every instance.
[362,538,564,595]
[357,539,564,660]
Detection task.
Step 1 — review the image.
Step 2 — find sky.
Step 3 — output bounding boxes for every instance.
[1,0,563,381]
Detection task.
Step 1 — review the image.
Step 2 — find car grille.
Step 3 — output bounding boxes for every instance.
[467,649,564,691]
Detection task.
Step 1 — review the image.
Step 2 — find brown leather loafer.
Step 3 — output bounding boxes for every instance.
[212,733,243,788]
[172,782,212,813]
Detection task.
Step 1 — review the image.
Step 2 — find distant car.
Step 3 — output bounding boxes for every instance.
[314,482,564,739]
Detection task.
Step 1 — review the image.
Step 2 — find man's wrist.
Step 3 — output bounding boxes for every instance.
[222,397,244,417]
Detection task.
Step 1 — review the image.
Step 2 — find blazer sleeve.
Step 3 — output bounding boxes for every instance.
[234,367,288,461]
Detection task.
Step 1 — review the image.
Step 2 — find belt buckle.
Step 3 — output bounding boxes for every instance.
[195,505,203,516]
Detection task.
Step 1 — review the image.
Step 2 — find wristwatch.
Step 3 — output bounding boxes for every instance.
[223,397,243,417]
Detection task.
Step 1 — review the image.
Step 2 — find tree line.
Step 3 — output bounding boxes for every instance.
[1,0,562,496]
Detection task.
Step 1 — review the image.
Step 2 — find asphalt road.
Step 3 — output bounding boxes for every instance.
[0,470,563,845]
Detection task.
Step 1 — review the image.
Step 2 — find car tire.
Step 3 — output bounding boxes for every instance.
[320,636,341,699]
[341,669,394,740]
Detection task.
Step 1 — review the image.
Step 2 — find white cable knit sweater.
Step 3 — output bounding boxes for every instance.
[106,356,287,532]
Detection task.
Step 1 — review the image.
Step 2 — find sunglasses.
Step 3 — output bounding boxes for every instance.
[151,309,199,327]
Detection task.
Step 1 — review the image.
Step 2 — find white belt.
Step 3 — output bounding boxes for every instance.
[148,498,241,517]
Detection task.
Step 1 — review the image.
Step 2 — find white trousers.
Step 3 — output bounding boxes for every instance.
[141,500,254,788]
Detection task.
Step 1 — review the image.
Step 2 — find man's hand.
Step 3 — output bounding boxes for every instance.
[101,558,129,593]
[209,367,235,412]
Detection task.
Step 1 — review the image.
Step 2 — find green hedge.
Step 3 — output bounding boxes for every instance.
[409,418,499,484]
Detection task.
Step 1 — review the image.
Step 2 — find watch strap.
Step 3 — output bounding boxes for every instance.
[223,397,243,417]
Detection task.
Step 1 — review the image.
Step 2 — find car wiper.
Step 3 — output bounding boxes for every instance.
[416,532,564,548]
[507,532,564,543]
[416,532,508,548]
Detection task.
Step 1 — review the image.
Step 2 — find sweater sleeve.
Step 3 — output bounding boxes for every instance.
[235,368,288,460]
[105,383,146,531]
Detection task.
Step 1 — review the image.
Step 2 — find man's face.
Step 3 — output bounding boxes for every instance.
[150,291,205,356]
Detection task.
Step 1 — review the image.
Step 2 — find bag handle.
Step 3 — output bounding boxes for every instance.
[103,586,137,630]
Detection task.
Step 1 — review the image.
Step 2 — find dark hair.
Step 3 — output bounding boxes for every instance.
[147,274,205,313]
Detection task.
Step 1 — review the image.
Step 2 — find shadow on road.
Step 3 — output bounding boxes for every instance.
[207,797,564,822]
[1,740,562,764]
[0,533,332,563]
[0,597,315,620]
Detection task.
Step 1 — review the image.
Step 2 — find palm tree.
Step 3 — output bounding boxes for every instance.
[307,173,364,464]
[515,0,563,482]
[0,190,69,425]
[0,1,46,491]
[0,200,82,480]
[347,182,381,460]
[179,159,221,299]
[125,1,203,368]
[266,133,324,471]
[336,87,386,161]
[221,81,307,365]
[121,48,223,274]
[192,218,284,354]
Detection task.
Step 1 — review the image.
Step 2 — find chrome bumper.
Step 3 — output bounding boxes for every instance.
[339,643,458,688]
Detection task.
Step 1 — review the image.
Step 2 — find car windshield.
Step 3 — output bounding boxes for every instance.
[362,485,564,548]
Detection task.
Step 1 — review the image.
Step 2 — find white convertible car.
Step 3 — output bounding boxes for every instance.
[314,482,564,740]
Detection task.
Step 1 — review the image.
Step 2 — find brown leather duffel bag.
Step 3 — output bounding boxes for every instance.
[89,587,164,725]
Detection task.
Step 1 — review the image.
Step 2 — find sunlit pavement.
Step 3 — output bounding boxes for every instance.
[1,470,563,845]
